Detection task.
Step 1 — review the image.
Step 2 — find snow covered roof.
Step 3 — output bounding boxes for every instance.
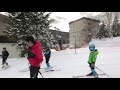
[69,17,100,24]
[0,14,7,22]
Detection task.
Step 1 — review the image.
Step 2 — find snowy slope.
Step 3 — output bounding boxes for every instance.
[0,37,120,78]
[90,37,120,48]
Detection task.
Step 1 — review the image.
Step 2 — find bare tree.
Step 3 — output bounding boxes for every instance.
[103,12,113,37]
[81,18,100,42]
[86,12,117,38]
[112,15,120,37]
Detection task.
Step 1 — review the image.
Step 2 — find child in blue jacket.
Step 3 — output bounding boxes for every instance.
[44,46,51,69]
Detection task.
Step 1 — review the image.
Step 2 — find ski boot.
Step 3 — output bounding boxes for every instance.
[94,74,99,78]
[2,65,5,69]
[91,69,98,78]
[6,62,8,66]
[87,72,93,76]
[45,66,53,72]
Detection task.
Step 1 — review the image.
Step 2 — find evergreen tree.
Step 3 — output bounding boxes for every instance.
[97,23,110,39]
[4,12,53,49]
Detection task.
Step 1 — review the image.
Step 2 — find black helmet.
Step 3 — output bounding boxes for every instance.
[3,47,6,49]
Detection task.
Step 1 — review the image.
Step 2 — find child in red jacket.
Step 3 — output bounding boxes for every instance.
[25,36,43,78]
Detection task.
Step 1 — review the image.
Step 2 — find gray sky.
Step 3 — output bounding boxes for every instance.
[50,12,101,32]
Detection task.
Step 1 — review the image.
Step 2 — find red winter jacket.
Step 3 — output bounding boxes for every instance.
[27,41,43,67]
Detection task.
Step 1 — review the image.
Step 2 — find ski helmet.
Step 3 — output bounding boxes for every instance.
[89,44,95,51]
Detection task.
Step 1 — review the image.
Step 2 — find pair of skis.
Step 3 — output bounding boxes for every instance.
[73,73,110,78]
[19,65,61,73]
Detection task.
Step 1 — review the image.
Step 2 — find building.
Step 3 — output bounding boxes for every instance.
[0,14,7,36]
[49,29,69,44]
[69,17,100,48]
[48,29,69,50]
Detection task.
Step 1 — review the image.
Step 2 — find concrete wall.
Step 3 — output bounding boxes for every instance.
[69,19,91,48]
[69,18,100,48]
[0,43,20,58]
[0,14,7,35]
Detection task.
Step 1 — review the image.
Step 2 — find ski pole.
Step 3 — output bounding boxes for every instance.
[95,66,110,77]
[32,71,44,78]
[28,63,44,78]
[38,71,44,78]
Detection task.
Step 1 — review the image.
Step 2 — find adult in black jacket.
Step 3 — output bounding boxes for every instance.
[2,47,9,68]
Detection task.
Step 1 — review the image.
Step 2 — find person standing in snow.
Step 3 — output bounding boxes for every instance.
[43,45,51,70]
[2,47,9,68]
[87,44,99,78]
[25,36,43,78]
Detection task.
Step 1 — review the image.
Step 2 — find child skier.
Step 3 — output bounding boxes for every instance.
[2,47,9,68]
[87,44,99,78]
[43,46,51,70]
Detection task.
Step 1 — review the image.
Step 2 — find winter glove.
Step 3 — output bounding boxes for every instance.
[91,63,95,68]
[27,52,36,59]
[46,51,50,55]
[89,63,95,69]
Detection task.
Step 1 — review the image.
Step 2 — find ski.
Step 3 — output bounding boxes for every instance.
[19,65,57,72]
[19,68,29,72]
[73,73,107,78]
[40,65,57,70]
[42,69,61,73]
[19,65,60,73]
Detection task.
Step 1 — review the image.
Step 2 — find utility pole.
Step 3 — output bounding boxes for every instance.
[75,36,76,54]
[73,35,76,54]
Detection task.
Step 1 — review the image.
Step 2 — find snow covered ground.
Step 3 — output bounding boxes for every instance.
[0,37,120,78]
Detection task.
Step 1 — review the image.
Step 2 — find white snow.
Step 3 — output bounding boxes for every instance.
[0,37,120,78]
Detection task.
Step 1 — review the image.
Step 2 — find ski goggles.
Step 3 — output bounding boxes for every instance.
[89,47,95,51]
